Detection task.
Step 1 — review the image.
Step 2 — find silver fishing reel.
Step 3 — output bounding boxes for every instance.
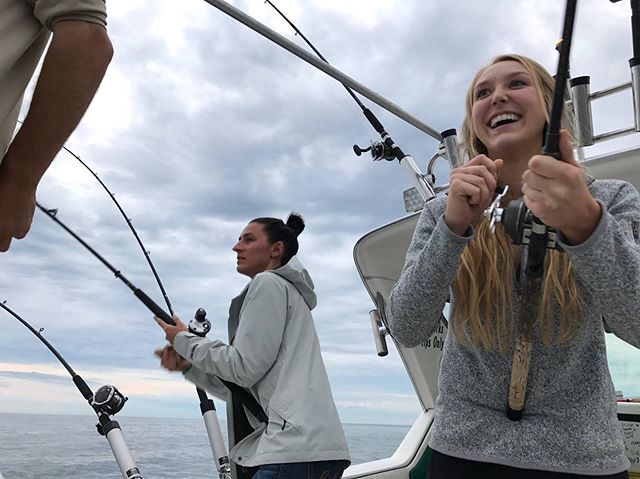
[92,384,127,415]
[353,141,395,161]
[483,186,561,249]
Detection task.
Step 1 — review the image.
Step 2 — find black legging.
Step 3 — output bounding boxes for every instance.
[427,449,630,479]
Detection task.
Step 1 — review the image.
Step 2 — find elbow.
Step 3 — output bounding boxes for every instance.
[387,307,421,349]
[228,357,267,388]
[98,32,114,70]
[52,21,114,73]
[389,325,422,348]
[387,294,430,348]
[85,25,114,73]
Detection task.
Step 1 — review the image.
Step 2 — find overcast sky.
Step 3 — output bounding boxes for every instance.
[1,0,639,431]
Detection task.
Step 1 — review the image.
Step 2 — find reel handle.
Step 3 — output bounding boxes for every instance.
[189,308,212,337]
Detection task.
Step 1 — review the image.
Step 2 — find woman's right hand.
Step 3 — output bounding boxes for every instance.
[444,154,503,235]
[154,344,190,373]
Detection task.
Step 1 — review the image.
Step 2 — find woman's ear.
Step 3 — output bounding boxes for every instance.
[270,240,284,259]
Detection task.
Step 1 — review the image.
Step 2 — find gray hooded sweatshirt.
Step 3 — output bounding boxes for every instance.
[174,256,350,468]
[387,178,640,475]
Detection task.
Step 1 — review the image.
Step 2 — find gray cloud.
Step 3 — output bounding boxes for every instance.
[1,0,639,424]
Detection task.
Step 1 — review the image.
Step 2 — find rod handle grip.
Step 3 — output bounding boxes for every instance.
[134,289,175,325]
[72,374,94,400]
[542,132,561,160]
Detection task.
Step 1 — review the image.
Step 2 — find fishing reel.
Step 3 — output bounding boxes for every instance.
[353,141,395,162]
[484,185,561,249]
[92,384,128,415]
[189,307,211,337]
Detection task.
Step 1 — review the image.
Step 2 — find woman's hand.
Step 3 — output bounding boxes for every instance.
[444,154,503,235]
[154,344,190,372]
[154,314,188,345]
[522,130,601,244]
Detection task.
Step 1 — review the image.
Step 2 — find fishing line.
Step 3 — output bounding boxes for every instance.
[265,0,432,162]
[263,2,373,143]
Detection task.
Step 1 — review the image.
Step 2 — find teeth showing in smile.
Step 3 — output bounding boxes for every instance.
[490,113,520,128]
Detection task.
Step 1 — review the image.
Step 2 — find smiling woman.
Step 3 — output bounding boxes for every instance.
[387,53,640,479]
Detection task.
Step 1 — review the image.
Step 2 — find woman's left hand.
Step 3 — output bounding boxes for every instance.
[522,130,602,244]
[154,314,188,345]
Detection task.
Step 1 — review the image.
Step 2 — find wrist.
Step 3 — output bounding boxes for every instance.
[561,199,602,245]
[0,149,42,191]
[444,214,469,236]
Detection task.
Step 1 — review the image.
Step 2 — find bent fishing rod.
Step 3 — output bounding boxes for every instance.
[485,0,578,421]
[46,144,234,477]
[62,144,173,316]
[0,300,142,479]
[13,122,174,321]
[262,0,460,205]
[35,202,267,476]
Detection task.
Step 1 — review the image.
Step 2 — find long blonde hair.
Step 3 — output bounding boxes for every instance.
[451,54,582,352]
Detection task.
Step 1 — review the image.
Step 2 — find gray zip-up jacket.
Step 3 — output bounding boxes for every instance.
[174,256,350,468]
[388,178,640,475]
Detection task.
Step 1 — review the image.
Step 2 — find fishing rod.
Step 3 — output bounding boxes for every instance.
[200,0,440,140]
[0,300,142,479]
[35,202,267,476]
[485,0,578,421]
[13,120,175,319]
[62,144,174,316]
[262,0,461,206]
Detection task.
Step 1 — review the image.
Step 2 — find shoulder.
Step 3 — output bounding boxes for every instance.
[248,271,288,294]
[589,178,640,211]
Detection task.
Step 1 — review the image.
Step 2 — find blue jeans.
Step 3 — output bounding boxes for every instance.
[252,460,349,479]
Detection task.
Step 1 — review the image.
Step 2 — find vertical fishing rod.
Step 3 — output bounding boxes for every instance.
[264,1,462,202]
[0,301,142,479]
[486,0,578,421]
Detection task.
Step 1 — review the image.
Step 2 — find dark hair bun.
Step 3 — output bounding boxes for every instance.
[286,212,305,236]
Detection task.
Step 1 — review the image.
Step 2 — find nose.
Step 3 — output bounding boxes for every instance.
[232,242,241,252]
[491,86,509,105]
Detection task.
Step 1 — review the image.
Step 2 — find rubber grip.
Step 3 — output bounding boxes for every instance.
[134,289,175,325]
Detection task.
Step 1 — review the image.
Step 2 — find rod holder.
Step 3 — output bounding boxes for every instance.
[369,310,389,357]
[569,76,594,146]
[631,58,640,131]
[399,155,436,201]
[440,129,462,169]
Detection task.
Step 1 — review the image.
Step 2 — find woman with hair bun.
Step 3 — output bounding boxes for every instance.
[155,212,350,479]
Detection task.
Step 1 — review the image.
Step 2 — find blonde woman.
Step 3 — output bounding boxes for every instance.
[388,54,640,478]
